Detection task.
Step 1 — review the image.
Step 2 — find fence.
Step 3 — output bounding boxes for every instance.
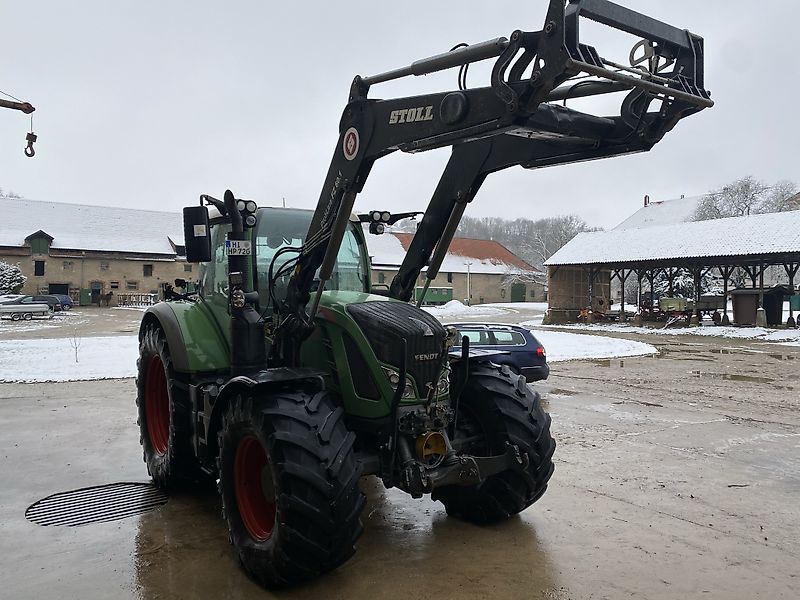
[115,293,159,307]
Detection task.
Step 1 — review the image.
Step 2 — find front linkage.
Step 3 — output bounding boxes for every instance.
[272,0,711,366]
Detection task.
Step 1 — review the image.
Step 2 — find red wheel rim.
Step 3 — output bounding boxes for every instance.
[144,355,169,455]
[234,435,276,541]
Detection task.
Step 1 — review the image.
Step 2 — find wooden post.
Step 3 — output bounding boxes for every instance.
[619,269,631,321]
[785,262,799,326]
[720,265,733,326]
[636,270,643,311]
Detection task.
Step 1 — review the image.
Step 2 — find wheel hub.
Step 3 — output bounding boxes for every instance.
[234,435,276,541]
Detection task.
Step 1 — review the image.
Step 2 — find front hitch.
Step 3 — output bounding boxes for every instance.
[399,443,528,496]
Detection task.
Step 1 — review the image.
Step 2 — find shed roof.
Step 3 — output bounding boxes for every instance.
[614,196,701,230]
[1,197,183,255]
[545,209,800,267]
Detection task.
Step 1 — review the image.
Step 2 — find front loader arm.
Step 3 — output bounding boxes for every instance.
[273,0,712,366]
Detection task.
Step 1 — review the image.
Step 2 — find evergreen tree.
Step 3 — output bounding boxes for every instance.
[0,261,27,294]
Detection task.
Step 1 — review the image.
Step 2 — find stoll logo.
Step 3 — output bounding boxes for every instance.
[388,106,434,125]
[414,352,439,361]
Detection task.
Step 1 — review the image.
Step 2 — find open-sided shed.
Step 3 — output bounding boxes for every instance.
[544,210,800,326]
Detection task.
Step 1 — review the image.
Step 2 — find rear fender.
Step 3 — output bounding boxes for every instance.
[139,301,229,374]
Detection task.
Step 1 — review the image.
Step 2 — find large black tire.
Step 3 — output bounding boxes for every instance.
[432,363,555,524]
[218,389,365,588]
[135,325,202,488]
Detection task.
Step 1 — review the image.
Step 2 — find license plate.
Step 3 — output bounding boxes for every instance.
[225,240,252,256]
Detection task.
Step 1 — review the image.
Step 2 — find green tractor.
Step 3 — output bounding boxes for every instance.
[135,0,712,587]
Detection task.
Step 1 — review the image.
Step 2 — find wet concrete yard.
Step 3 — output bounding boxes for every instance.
[1,334,799,599]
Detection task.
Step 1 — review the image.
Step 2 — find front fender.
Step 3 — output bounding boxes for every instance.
[139,301,229,374]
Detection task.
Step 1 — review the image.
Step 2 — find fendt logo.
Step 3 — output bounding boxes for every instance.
[388,106,434,125]
[414,353,439,361]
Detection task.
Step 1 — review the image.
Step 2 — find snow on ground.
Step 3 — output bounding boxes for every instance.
[527,320,800,345]
[532,330,657,362]
[478,302,549,312]
[422,300,506,318]
[0,328,658,382]
[0,311,89,335]
[0,335,138,383]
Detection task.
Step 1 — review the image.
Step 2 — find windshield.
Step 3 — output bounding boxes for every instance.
[254,208,369,308]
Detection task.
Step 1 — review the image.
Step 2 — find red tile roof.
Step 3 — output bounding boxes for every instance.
[391,233,537,272]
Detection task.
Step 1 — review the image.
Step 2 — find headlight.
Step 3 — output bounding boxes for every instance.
[436,369,450,394]
[382,367,416,398]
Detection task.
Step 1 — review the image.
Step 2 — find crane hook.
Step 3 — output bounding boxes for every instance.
[24,131,37,157]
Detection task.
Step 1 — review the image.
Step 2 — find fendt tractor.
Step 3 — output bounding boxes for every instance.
[135,0,711,587]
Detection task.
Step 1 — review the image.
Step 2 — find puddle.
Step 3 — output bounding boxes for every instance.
[710,347,767,356]
[594,359,625,368]
[547,388,577,396]
[690,371,773,384]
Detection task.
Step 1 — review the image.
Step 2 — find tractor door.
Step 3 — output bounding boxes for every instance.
[201,222,233,345]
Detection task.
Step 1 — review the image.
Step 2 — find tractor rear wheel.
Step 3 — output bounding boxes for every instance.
[218,389,365,588]
[135,325,202,488]
[433,363,555,523]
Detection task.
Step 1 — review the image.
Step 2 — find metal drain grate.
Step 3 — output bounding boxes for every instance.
[26,482,168,527]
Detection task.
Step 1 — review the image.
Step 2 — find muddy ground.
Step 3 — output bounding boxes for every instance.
[0,309,798,599]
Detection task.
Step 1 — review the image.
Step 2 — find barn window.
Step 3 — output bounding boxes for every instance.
[110,281,120,289]
[126,280,139,290]
[143,264,153,277]
[34,261,45,276]
[183,264,192,273]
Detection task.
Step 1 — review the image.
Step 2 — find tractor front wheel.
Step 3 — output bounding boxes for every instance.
[218,389,365,588]
[135,325,202,488]
[433,363,555,523]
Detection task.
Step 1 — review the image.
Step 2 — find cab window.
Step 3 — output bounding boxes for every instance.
[255,211,368,309]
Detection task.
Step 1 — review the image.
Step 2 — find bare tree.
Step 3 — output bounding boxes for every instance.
[69,329,82,363]
[456,214,599,270]
[694,176,798,221]
[766,180,799,212]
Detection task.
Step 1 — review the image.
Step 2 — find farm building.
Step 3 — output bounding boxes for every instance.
[367,231,544,305]
[544,205,800,326]
[0,197,542,306]
[0,197,188,304]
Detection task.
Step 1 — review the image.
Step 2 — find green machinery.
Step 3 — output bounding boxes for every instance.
[135,0,711,587]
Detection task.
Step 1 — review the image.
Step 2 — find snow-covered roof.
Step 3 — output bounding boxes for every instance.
[1,197,183,255]
[368,230,537,275]
[546,209,800,266]
[614,196,701,230]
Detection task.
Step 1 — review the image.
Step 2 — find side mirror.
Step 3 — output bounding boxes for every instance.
[183,206,211,262]
[174,278,187,289]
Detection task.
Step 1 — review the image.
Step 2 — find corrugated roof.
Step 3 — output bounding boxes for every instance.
[369,231,536,274]
[0,197,183,255]
[614,196,701,230]
[546,210,800,266]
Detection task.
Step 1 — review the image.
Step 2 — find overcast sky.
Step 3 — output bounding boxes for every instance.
[1,1,797,229]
